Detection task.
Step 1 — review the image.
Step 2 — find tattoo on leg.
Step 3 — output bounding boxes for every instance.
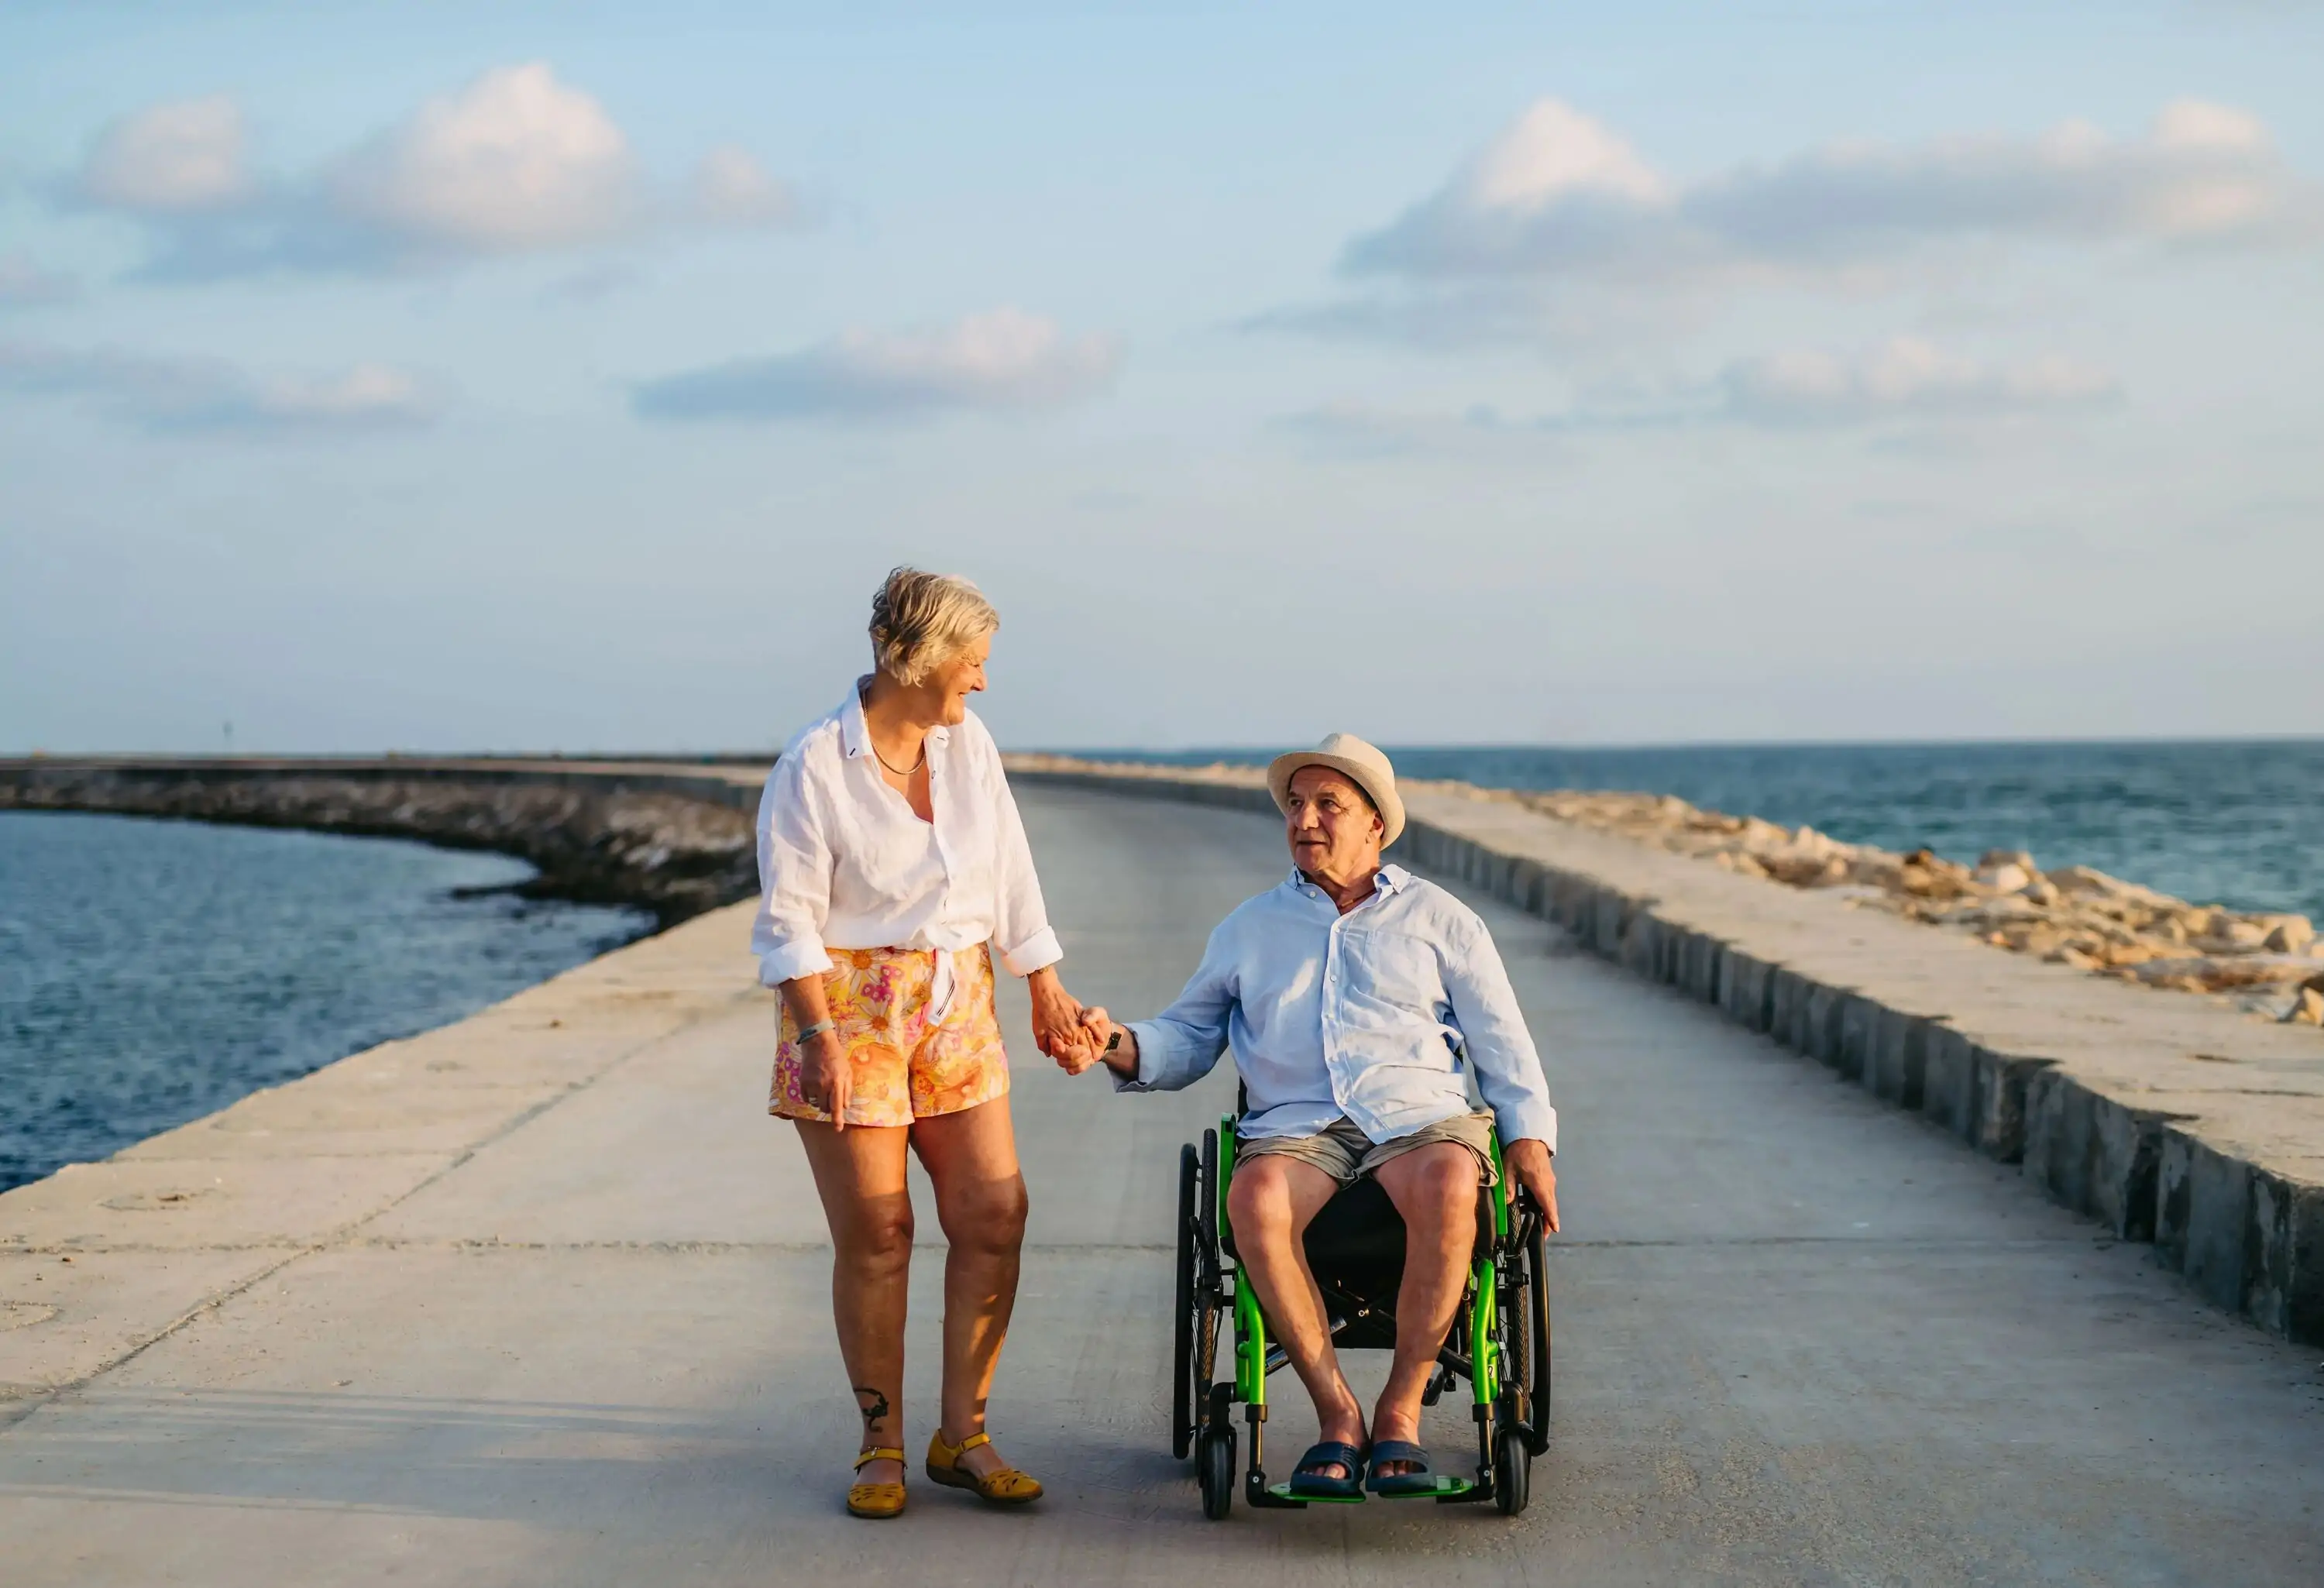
[854,1386,891,1428]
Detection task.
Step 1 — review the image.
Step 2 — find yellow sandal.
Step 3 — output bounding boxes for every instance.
[926,1429,1043,1505]
[847,1446,908,1519]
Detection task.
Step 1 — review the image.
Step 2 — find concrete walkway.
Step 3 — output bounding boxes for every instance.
[3,785,2321,1584]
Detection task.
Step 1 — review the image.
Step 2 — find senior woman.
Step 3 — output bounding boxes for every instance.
[755,566,1085,1521]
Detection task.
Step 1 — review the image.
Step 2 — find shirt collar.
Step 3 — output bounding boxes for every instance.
[1286,863,1408,901]
[840,675,951,761]
[839,679,875,760]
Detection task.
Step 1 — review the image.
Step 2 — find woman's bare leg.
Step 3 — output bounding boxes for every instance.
[795,1120,916,1485]
[910,1096,1030,1481]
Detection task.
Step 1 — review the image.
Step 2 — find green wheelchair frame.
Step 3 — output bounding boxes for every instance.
[1171,1111,1552,1519]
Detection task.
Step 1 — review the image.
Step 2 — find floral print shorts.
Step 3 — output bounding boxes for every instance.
[769,943,1009,1128]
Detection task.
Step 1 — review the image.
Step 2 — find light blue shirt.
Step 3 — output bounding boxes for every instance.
[1119,865,1558,1153]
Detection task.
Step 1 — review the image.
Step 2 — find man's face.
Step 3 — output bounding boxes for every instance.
[1285,765,1384,885]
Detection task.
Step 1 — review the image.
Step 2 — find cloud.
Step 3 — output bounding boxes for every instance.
[325,64,638,253]
[0,255,78,308]
[633,308,1124,421]
[76,95,253,212]
[1277,337,2119,454]
[1719,338,2120,425]
[1268,97,2317,354]
[1349,96,2311,284]
[1273,400,1566,459]
[0,342,439,432]
[67,65,804,278]
[690,144,799,227]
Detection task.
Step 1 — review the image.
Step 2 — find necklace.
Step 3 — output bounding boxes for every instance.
[872,740,927,778]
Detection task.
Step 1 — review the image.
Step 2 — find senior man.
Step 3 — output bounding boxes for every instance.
[1060,734,1559,1498]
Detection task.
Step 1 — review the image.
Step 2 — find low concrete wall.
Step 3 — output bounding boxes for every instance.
[1010,764,2324,1347]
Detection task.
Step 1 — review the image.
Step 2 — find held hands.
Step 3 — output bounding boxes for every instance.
[1027,967,1091,1067]
[1050,1006,1123,1077]
[1503,1137,1560,1234]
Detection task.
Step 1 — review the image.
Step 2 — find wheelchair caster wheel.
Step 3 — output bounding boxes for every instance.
[1491,1425,1529,1516]
[1198,1425,1236,1521]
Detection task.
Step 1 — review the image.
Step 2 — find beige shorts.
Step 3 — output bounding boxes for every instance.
[1237,1110,1498,1188]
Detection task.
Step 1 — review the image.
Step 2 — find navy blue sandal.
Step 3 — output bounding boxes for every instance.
[1363,1439,1440,1497]
[1286,1440,1367,1500]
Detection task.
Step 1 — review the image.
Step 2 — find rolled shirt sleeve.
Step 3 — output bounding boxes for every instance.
[1443,913,1559,1153]
[987,754,1064,978]
[751,753,837,988]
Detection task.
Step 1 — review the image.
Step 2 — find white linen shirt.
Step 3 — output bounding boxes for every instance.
[1117,865,1557,1152]
[750,681,1063,987]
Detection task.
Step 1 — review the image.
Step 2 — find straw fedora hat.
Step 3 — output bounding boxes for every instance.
[1266,733,1404,847]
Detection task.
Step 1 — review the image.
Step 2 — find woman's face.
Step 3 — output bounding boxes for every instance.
[923,632,991,725]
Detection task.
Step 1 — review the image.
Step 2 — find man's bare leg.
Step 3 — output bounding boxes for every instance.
[1368,1143,1480,1478]
[1225,1156,1363,1480]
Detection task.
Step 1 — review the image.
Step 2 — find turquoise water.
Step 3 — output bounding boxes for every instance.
[0,812,650,1192]
[1083,741,2324,926]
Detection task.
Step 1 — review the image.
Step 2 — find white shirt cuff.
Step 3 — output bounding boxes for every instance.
[758,941,834,987]
[997,927,1064,978]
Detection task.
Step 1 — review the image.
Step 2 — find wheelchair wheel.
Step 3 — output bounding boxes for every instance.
[1492,1418,1530,1516]
[1525,1213,1552,1454]
[1198,1422,1236,1521]
[1172,1142,1199,1460]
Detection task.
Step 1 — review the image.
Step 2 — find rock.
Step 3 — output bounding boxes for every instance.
[1978,849,2037,874]
[2021,878,2060,906]
[1975,861,2033,895]
[2288,987,2324,1026]
[2261,916,2315,954]
[2046,864,2130,897]
[2143,957,2320,992]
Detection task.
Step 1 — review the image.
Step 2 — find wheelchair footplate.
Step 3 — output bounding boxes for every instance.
[1260,1483,1367,1505]
[1261,1476,1476,1504]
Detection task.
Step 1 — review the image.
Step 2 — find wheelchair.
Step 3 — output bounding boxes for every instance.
[1170,1098,1552,1519]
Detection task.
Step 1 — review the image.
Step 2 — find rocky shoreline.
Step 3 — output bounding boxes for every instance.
[0,761,759,928]
[1007,754,2324,1027]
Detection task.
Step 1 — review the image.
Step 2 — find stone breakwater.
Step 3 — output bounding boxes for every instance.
[0,758,761,927]
[1008,758,2324,1027]
[1494,791,2324,1025]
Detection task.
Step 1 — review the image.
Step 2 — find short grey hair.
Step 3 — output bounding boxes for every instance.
[869,566,999,686]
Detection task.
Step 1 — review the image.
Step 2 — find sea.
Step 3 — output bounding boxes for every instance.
[1091,740,2324,927]
[0,811,649,1192]
[4,740,2317,1194]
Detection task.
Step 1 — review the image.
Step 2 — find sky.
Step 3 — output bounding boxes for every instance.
[2,0,2320,754]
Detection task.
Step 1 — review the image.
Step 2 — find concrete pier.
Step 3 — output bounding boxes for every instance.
[3,782,2322,1583]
